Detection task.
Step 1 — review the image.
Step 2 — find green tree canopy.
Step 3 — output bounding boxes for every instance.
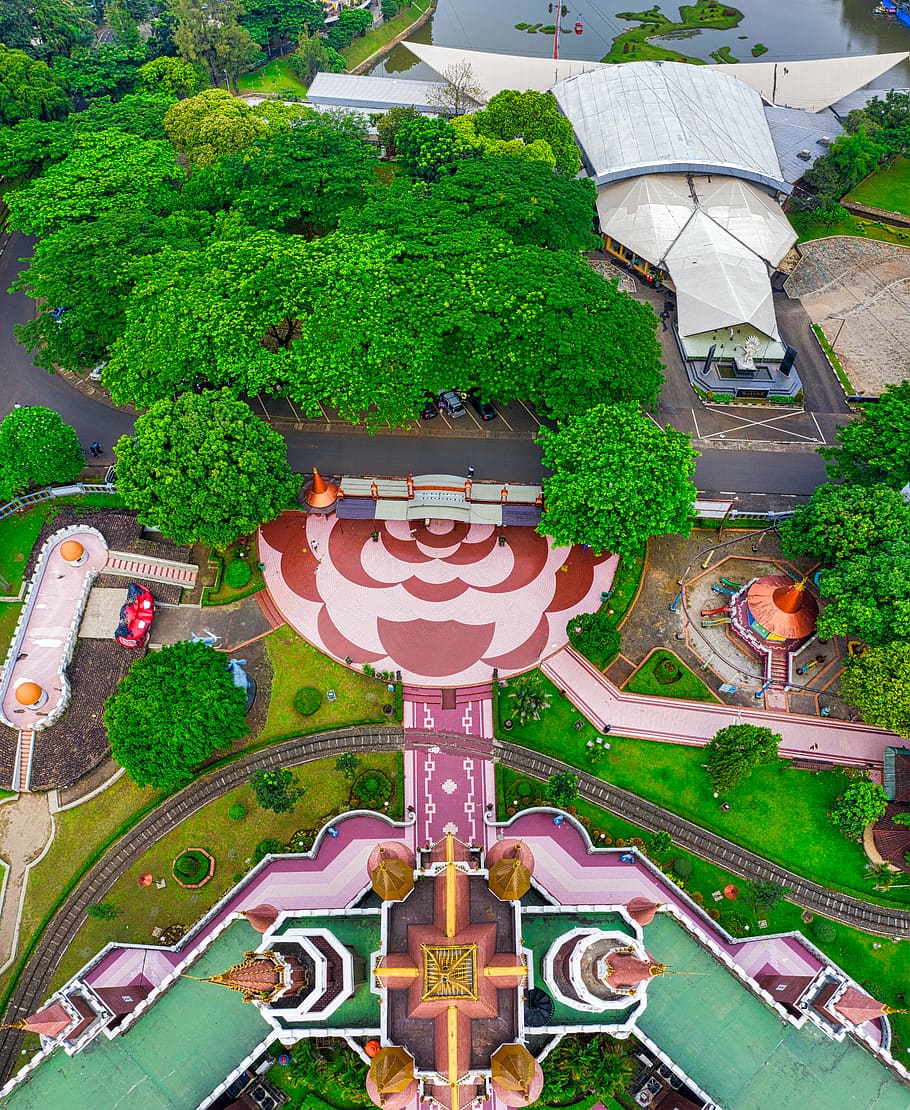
[138,53,207,97]
[288,32,345,84]
[53,41,147,99]
[71,90,176,140]
[780,482,910,566]
[0,45,70,125]
[0,0,93,60]
[829,779,889,841]
[172,0,258,88]
[325,7,372,50]
[817,539,910,646]
[0,405,85,501]
[703,724,782,793]
[104,641,248,791]
[250,768,303,813]
[472,89,581,175]
[241,0,325,49]
[164,88,269,166]
[396,115,474,182]
[5,129,183,236]
[114,388,302,547]
[545,771,579,808]
[822,381,910,487]
[538,403,697,555]
[376,104,418,157]
[537,1035,633,1102]
[840,642,910,736]
[0,117,72,181]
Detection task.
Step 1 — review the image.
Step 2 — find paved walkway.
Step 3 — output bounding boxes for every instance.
[0,794,53,977]
[545,646,897,769]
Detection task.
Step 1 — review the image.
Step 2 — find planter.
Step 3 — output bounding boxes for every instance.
[172,848,215,889]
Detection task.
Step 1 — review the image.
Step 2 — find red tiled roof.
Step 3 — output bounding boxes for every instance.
[23,1002,73,1038]
[834,986,885,1026]
[626,897,660,926]
[243,904,279,934]
[746,576,818,641]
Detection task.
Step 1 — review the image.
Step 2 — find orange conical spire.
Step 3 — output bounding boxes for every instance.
[311,468,327,494]
[772,576,808,614]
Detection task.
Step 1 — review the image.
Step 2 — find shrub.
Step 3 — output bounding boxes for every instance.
[720,911,751,936]
[335,754,361,780]
[254,837,284,864]
[228,802,246,821]
[708,908,721,921]
[293,686,322,716]
[567,610,621,669]
[352,769,393,807]
[515,779,534,799]
[224,558,253,589]
[86,902,121,920]
[813,919,836,944]
[672,857,692,879]
[173,849,211,885]
[251,768,303,814]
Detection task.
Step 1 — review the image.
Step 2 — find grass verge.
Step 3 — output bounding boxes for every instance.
[811,323,854,394]
[845,156,910,216]
[609,544,647,628]
[787,206,910,248]
[622,648,720,703]
[202,540,264,606]
[340,0,430,69]
[236,56,307,96]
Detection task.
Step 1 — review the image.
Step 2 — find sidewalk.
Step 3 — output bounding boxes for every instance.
[543,647,896,769]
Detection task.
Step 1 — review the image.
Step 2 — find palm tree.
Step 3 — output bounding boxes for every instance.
[507,672,552,726]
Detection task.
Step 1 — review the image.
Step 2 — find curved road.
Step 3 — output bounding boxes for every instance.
[3,728,910,1082]
[0,233,829,499]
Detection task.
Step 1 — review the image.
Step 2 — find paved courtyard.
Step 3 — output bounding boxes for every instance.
[258,511,617,687]
[785,236,910,395]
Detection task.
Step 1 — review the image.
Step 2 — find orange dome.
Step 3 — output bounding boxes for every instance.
[60,539,85,561]
[15,682,43,706]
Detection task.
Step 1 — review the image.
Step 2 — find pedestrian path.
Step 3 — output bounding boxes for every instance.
[402,683,493,737]
[11,730,33,794]
[544,646,897,769]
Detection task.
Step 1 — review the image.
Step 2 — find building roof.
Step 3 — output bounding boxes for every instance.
[401,41,604,95]
[833,986,886,1027]
[883,747,910,802]
[745,575,819,640]
[306,72,444,113]
[763,105,844,184]
[551,63,787,194]
[830,87,910,120]
[718,53,909,112]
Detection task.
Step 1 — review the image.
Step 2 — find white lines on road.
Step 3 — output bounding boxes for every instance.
[808,409,826,443]
[691,407,701,439]
[700,406,822,444]
[517,399,541,428]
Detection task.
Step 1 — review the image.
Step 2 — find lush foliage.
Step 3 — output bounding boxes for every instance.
[352,769,393,807]
[538,403,697,555]
[0,0,93,60]
[228,802,246,820]
[566,609,621,669]
[285,1039,366,1100]
[472,88,581,175]
[104,641,248,791]
[840,642,910,736]
[0,45,69,125]
[86,902,121,920]
[506,671,552,725]
[822,380,910,487]
[780,482,910,566]
[829,780,889,841]
[54,41,147,99]
[114,389,301,548]
[292,686,322,715]
[171,0,258,88]
[545,771,579,808]
[325,7,372,50]
[139,55,207,98]
[288,32,345,83]
[817,539,910,646]
[251,768,303,813]
[536,1035,633,1103]
[704,724,782,794]
[0,405,84,501]
[224,558,253,589]
[241,0,325,50]
[743,879,790,914]
[173,848,211,883]
[335,753,361,780]
[164,88,268,166]
[254,837,284,863]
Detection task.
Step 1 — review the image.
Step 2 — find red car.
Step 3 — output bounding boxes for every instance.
[115,583,155,648]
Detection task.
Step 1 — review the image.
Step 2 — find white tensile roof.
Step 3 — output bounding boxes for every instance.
[401,41,604,95]
[551,63,787,193]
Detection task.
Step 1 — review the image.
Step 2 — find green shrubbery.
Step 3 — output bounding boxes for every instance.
[173,849,211,884]
[224,558,252,589]
[352,769,393,807]
[566,609,621,669]
[293,686,322,716]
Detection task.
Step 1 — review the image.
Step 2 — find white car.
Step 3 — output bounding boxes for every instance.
[89,360,107,381]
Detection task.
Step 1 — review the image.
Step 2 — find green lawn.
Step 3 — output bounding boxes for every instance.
[496,766,910,1054]
[48,752,403,993]
[339,0,430,69]
[236,56,307,96]
[202,539,264,606]
[608,544,646,628]
[498,671,908,907]
[0,601,22,660]
[622,648,720,702]
[260,628,395,741]
[788,206,910,248]
[846,156,910,216]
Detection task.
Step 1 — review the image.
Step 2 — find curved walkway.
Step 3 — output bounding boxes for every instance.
[3,727,910,1081]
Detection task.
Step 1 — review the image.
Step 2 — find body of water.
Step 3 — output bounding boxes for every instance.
[371,0,910,88]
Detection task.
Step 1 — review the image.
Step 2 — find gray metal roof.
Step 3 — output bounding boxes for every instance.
[551,62,788,195]
[306,73,444,113]
[830,87,910,120]
[764,105,844,184]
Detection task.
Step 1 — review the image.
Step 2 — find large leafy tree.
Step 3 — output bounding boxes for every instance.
[0,46,70,125]
[220,112,376,234]
[138,54,207,98]
[780,482,910,566]
[241,0,324,51]
[104,641,248,791]
[817,539,910,646]
[822,381,910,487]
[396,116,474,183]
[0,118,72,181]
[703,724,782,794]
[164,88,268,166]
[171,0,258,89]
[0,0,93,60]
[69,90,176,140]
[472,89,581,175]
[840,642,910,736]
[114,388,302,548]
[53,41,147,99]
[829,780,889,841]
[0,405,85,501]
[537,1035,634,1103]
[5,129,183,236]
[538,404,698,555]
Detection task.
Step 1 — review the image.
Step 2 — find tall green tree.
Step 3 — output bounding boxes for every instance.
[0,406,85,501]
[829,780,889,841]
[250,768,303,813]
[139,54,207,97]
[164,87,268,166]
[241,0,324,52]
[817,539,910,646]
[703,724,782,793]
[54,41,147,99]
[545,771,579,808]
[780,482,910,566]
[114,388,302,547]
[840,642,910,736]
[0,46,70,125]
[537,1035,633,1102]
[5,129,183,236]
[325,7,372,50]
[0,0,93,60]
[171,0,258,89]
[287,32,345,83]
[821,380,910,487]
[69,90,175,140]
[538,404,697,555]
[104,641,248,791]
[472,88,581,175]
[396,116,474,182]
[0,118,72,181]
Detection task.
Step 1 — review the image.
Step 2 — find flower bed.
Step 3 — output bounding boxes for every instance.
[172,848,215,889]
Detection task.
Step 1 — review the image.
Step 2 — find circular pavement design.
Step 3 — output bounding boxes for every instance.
[259,512,617,687]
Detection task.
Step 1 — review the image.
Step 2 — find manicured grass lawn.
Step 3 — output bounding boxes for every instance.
[236,56,307,96]
[496,766,910,1054]
[340,0,430,69]
[622,648,720,703]
[260,628,395,741]
[788,206,910,248]
[48,752,403,993]
[0,601,22,660]
[846,156,910,216]
[498,671,909,907]
[609,544,646,628]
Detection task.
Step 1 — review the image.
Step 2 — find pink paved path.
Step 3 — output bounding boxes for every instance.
[0,530,108,730]
[258,512,617,686]
[544,646,899,768]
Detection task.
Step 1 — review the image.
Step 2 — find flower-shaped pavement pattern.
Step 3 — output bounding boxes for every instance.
[259,513,617,687]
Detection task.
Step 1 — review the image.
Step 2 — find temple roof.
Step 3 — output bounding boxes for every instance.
[834,987,886,1026]
[626,897,661,927]
[745,575,818,640]
[603,951,666,992]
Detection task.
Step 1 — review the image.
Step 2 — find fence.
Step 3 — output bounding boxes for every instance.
[0,481,117,524]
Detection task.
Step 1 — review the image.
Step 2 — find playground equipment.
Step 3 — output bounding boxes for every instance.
[719,577,743,589]
[700,605,729,617]
[115,583,155,648]
[711,583,737,596]
[701,617,730,628]
[796,655,826,676]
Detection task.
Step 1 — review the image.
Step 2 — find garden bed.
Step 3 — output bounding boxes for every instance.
[622,648,720,703]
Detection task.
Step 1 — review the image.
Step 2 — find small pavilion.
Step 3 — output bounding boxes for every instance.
[728,574,819,688]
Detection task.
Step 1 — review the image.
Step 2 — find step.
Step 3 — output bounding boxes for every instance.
[255,590,286,630]
[12,728,34,793]
[105,551,198,586]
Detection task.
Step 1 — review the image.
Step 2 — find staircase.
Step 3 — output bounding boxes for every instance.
[11,729,34,793]
[769,652,790,687]
[255,590,286,630]
[105,552,197,588]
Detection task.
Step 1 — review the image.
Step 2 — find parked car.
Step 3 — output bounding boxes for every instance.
[420,392,438,420]
[89,360,107,381]
[439,391,466,418]
[468,391,496,421]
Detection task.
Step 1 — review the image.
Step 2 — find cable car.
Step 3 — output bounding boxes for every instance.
[575,18,583,33]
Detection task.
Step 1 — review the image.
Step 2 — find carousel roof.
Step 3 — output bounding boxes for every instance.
[745,575,818,640]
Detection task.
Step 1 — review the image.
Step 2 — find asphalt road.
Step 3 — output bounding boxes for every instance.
[0,233,829,503]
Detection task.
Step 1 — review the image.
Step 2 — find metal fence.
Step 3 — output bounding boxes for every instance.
[0,482,117,524]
